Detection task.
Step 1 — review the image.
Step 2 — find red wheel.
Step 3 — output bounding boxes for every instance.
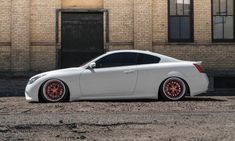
[42,79,67,102]
[161,77,186,101]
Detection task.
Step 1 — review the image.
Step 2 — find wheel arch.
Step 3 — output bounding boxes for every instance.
[38,78,70,102]
[158,75,191,99]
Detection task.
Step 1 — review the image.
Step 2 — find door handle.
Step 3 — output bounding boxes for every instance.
[124,70,135,74]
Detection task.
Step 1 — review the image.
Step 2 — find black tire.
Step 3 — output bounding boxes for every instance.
[160,77,187,101]
[40,79,68,103]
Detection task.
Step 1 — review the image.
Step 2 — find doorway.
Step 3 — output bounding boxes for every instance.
[61,12,105,68]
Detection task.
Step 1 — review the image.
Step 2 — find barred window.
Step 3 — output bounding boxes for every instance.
[213,0,234,41]
[168,0,194,42]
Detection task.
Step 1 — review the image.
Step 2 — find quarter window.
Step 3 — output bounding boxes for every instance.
[168,0,193,42]
[212,0,234,41]
[137,54,160,65]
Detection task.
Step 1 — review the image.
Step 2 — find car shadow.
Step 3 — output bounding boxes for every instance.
[0,95,227,103]
[77,97,226,103]
[182,97,226,102]
[199,91,235,96]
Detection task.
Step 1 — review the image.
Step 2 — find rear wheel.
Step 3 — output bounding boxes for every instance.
[41,79,68,103]
[160,77,187,101]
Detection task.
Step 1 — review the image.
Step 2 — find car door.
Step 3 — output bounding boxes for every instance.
[79,52,138,97]
[133,53,162,96]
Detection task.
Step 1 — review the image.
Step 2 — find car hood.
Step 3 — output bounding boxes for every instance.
[32,67,84,78]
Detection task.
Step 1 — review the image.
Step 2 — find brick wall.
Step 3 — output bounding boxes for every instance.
[153,0,168,43]
[11,0,30,72]
[134,0,152,51]
[153,44,235,70]
[0,0,235,72]
[152,0,235,70]
[194,0,211,43]
[0,46,11,71]
[0,0,11,43]
[104,0,134,50]
[62,0,103,8]
[30,0,60,71]
[30,46,56,71]
[0,0,11,71]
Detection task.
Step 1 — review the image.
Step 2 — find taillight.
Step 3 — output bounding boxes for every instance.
[194,64,204,73]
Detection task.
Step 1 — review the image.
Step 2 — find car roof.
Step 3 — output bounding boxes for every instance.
[107,49,152,54]
[106,50,181,62]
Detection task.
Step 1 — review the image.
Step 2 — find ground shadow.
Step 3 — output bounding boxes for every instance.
[76,96,227,103]
[0,95,228,103]
[182,97,226,102]
[199,91,235,96]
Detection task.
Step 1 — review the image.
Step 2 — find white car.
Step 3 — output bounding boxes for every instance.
[25,50,209,102]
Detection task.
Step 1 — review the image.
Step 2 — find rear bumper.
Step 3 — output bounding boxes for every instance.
[187,73,209,96]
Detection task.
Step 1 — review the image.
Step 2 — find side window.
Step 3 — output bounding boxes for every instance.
[212,0,234,41]
[96,53,138,68]
[137,54,160,65]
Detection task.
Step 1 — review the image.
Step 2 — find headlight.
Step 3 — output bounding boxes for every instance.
[28,74,46,85]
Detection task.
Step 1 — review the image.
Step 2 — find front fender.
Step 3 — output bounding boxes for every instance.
[25,73,81,102]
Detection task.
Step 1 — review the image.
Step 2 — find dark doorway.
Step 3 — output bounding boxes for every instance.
[61,12,104,68]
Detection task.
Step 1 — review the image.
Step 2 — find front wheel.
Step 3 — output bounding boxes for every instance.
[160,77,187,101]
[41,79,68,103]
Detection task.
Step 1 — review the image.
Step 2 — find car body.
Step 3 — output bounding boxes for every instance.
[25,50,209,102]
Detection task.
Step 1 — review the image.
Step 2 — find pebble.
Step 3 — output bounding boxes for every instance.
[0,126,9,132]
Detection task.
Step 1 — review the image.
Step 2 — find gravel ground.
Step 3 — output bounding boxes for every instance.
[0,96,235,141]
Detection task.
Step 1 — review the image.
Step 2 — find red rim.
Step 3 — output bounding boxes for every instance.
[44,81,65,101]
[164,79,184,98]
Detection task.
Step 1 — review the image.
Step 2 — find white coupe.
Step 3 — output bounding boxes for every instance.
[25,50,209,102]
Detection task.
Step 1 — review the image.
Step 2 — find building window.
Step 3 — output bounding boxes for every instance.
[168,0,194,42]
[212,0,234,41]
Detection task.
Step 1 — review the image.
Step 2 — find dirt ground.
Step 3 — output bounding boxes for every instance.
[0,96,235,141]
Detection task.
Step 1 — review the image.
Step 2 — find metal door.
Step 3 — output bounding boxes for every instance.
[61,12,104,68]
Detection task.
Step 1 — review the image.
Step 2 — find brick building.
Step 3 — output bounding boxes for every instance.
[0,0,235,89]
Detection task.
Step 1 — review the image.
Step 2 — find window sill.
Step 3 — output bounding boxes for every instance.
[153,42,235,46]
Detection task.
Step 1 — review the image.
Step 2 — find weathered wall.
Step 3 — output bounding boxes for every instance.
[30,0,60,71]
[134,0,152,51]
[11,0,31,72]
[0,0,11,71]
[194,0,211,43]
[0,0,235,72]
[153,0,168,43]
[153,44,235,70]
[104,0,134,50]
[151,0,235,70]
[62,0,103,8]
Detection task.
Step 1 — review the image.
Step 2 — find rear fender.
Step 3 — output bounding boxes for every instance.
[167,71,185,79]
[165,71,190,95]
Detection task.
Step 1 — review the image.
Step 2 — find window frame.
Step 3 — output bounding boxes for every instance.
[212,0,235,42]
[95,52,138,68]
[94,52,161,69]
[168,0,194,42]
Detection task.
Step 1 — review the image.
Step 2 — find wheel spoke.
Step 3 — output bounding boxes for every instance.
[44,80,66,102]
[164,79,185,99]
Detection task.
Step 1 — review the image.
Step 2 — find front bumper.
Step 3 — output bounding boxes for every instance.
[25,83,40,102]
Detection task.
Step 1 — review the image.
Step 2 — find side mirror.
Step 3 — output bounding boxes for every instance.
[88,62,96,69]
